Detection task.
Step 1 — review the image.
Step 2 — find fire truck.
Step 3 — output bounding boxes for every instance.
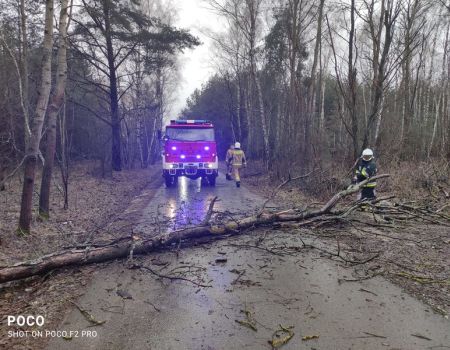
[162,120,219,187]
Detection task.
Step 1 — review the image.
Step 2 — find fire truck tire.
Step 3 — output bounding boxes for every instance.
[201,177,209,186]
[208,175,216,186]
[164,175,177,188]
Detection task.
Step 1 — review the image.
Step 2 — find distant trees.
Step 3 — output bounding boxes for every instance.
[186,0,449,172]
[71,0,198,171]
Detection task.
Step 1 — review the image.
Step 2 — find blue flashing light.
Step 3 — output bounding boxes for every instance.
[170,119,211,124]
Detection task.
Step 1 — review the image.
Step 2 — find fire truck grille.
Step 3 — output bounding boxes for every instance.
[185,166,197,175]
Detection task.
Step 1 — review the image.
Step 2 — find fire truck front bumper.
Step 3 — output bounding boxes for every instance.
[163,162,218,178]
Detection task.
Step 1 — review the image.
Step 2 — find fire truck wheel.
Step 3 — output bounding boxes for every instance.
[200,177,209,186]
[164,175,177,187]
[208,175,216,186]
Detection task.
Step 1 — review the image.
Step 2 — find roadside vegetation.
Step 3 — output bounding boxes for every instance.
[0,1,448,348]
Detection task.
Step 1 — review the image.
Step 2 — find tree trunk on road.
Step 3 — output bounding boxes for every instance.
[2,175,389,283]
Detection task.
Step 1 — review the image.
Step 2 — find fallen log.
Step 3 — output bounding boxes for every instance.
[0,174,390,284]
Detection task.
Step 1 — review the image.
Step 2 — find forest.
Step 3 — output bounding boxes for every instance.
[0,1,449,348]
[184,0,450,168]
[0,0,449,232]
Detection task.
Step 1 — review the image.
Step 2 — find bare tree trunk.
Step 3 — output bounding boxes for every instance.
[39,0,70,218]
[58,98,71,210]
[306,0,325,164]
[236,75,242,141]
[18,0,54,233]
[255,76,269,166]
[349,0,359,159]
[103,0,122,171]
[19,0,30,145]
[374,95,385,148]
[428,92,442,157]
[244,77,253,153]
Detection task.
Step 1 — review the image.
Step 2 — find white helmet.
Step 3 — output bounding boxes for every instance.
[361,148,374,159]
[234,142,241,149]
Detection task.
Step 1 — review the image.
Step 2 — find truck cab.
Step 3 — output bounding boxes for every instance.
[162,120,219,187]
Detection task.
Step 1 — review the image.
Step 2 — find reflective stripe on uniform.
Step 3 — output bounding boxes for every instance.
[363,182,377,188]
[361,168,368,178]
[231,149,245,166]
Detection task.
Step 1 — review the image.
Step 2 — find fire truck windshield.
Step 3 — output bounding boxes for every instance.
[165,127,215,142]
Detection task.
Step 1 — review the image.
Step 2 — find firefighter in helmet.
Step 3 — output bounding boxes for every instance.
[228,142,247,188]
[354,148,377,200]
[225,143,235,181]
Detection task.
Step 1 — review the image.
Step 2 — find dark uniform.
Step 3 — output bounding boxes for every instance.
[355,158,377,199]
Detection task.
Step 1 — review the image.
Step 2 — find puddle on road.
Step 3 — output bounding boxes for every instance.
[136,175,264,234]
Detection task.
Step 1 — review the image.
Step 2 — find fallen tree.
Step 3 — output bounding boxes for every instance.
[0,174,392,283]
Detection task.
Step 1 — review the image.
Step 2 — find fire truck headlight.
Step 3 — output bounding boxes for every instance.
[196,155,201,159]
[171,146,177,151]
[204,163,211,168]
[180,155,186,159]
[204,146,210,151]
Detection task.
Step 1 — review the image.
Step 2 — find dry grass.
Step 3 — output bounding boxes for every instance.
[244,158,449,207]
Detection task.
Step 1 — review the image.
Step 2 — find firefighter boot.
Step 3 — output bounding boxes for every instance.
[226,173,232,181]
[236,181,240,188]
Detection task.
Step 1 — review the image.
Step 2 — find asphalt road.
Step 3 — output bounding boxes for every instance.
[47,174,450,350]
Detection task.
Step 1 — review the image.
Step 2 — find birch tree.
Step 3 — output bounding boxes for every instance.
[18,0,54,233]
[39,0,70,218]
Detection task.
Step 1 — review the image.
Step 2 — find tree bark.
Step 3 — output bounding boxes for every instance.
[103,0,122,171]
[39,0,70,218]
[19,0,30,145]
[18,0,54,233]
[306,0,326,163]
[349,0,359,159]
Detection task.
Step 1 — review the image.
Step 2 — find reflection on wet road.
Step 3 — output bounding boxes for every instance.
[137,174,264,233]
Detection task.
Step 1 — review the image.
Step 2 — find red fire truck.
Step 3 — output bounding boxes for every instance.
[162,120,218,187]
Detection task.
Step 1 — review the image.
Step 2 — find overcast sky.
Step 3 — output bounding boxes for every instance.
[171,0,220,117]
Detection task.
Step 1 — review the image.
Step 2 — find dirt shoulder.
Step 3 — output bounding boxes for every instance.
[243,165,450,317]
[0,162,162,350]
[0,161,162,264]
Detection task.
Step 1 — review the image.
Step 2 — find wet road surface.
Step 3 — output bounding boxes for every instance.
[47,174,450,350]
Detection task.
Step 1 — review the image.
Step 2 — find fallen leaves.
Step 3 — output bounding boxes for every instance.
[302,334,320,341]
[70,301,105,326]
[269,324,294,348]
[235,309,258,332]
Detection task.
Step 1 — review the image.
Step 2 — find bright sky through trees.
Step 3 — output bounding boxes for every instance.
[173,0,221,117]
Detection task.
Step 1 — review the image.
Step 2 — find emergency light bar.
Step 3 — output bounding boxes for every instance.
[170,119,211,124]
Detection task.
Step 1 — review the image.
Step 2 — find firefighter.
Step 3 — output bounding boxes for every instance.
[225,143,234,181]
[229,142,246,188]
[354,148,377,200]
